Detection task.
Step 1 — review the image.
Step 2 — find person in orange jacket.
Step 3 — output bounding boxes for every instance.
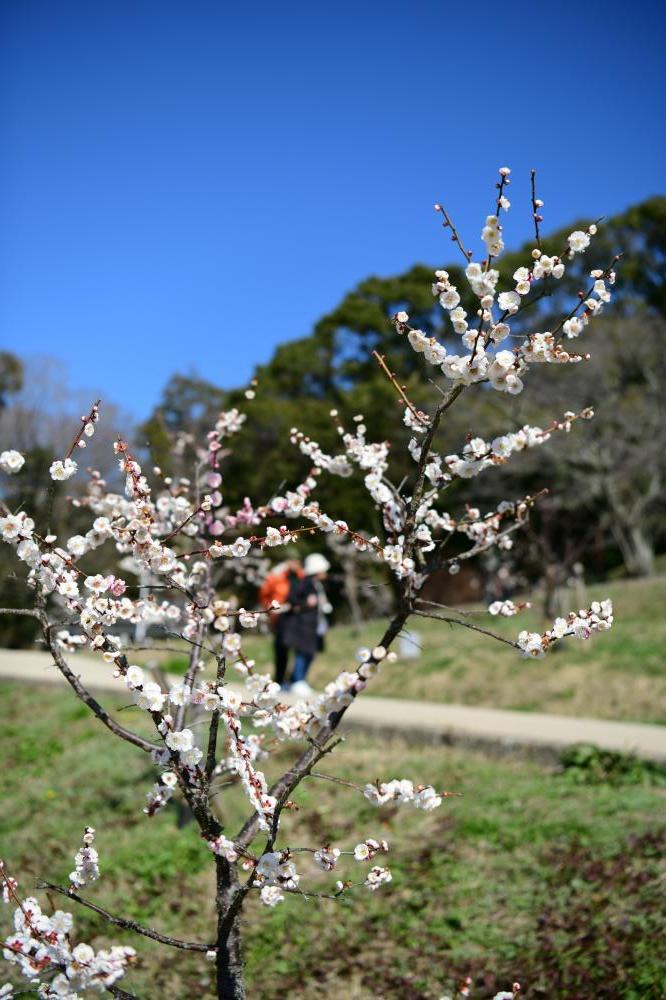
[258,558,303,687]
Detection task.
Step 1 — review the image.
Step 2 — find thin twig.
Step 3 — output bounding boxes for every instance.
[64,400,100,460]
[552,254,623,341]
[433,204,473,261]
[372,351,429,426]
[530,168,543,251]
[414,598,483,617]
[411,609,519,649]
[308,771,362,792]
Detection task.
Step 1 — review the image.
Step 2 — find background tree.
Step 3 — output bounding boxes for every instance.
[0,352,23,410]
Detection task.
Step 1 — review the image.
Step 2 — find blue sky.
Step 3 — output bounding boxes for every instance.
[1,0,664,420]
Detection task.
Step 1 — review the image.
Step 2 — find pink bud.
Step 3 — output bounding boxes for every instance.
[207,472,223,488]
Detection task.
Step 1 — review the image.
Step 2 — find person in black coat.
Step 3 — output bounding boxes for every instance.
[281,553,330,695]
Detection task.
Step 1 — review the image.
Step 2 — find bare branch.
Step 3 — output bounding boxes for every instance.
[372,351,429,426]
[411,609,520,650]
[433,203,473,261]
[39,881,215,953]
[175,619,206,732]
[0,608,157,755]
[308,771,362,792]
[403,384,466,547]
[530,168,543,251]
[205,656,227,782]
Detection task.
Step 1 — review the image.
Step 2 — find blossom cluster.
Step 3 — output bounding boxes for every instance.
[1,862,134,997]
[253,851,300,907]
[48,401,100,482]
[394,174,613,401]
[517,600,614,657]
[488,600,528,617]
[420,407,594,484]
[363,778,444,811]
[69,828,99,889]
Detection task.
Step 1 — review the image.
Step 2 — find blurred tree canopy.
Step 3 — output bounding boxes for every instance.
[0,352,23,409]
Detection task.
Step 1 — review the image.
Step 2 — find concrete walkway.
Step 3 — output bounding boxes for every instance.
[1,649,665,764]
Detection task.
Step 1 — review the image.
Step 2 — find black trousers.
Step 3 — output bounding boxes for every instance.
[274,634,290,686]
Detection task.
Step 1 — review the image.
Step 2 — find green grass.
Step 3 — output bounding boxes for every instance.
[1,681,665,998]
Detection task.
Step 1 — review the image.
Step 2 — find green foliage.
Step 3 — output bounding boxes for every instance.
[559,744,666,787]
[0,351,23,408]
[160,654,190,675]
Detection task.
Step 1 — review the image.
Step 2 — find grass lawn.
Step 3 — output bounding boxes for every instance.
[1,680,665,998]
[153,574,666,725]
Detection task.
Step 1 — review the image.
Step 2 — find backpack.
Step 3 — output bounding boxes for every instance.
[259,563,303,618]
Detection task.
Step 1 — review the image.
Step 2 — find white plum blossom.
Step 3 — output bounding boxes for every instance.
[259,885,284,907]
[164,728,194,752]
[364,779,443,811]
[1,862,135,995]
[208,835,238,862]
[354,838,389,862]
[364,865,392,891]
[313,846,340,871]
[256,851,300,892]
[135,681,166,713]
[481,214,504,257]
[568,229,591,253]
[498,290,521,314]
[169,683,192,706]
[0,515,24,541]
[0,450,25,475]
[488,600,520,617]
[125,665,144,689]
[49,458,78,481]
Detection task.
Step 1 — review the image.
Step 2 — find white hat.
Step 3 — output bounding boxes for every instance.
[303,553,331,575]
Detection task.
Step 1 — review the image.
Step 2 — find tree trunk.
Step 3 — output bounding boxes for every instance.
[542,563,565,621]
[613,522,655,577]
[215,857,245,1000]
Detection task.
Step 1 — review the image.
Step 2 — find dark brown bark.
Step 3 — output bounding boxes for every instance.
[215,856,245,1000]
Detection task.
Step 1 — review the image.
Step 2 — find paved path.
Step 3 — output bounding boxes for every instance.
[1,649,665,764]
